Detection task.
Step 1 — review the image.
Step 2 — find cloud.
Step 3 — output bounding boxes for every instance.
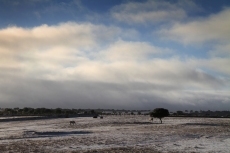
[157,7,230,84]
[0,22,120,52]
[0,21,229,110]
[189,57,230,77]
[111,0,200,25]
[0,22,121,71]
[209,44,230,57]
[159,8,230,45]
[98,40,172,61]
[0,76,229,111]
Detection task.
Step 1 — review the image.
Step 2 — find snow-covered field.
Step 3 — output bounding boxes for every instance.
[0,116,229,153]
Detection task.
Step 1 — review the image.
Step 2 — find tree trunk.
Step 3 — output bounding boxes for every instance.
[159,118,162,124]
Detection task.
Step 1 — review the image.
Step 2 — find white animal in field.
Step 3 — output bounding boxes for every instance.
[70,121,76,125]
[149,117,153,121]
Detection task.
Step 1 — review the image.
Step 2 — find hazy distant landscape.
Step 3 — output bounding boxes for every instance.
[0,115,229,153]
[1,107,230,118]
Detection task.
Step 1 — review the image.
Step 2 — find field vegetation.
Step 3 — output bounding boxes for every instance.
[0,115,229,153]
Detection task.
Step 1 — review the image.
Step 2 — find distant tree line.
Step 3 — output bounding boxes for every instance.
[0,107,150,117]
[0,107,101,117]
[171,110,230,118]
[0,107,229,118]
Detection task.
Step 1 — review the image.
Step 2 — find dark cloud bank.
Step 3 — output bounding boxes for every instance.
[1,77,229,111]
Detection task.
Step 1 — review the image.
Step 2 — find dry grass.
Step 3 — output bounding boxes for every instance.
[0,116,229,153]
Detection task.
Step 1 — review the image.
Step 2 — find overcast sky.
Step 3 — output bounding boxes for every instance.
[0,0,229,111]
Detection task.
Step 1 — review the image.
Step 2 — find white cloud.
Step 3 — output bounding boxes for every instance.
[0,22,120,53]
[0,21,229,110]
[0,22,121,71]
[98,40,171,61]
[159,8,230,45]
[157,7,230,85]
[209,44,230,57]
[111,0,201,24]
[189,57,230,76]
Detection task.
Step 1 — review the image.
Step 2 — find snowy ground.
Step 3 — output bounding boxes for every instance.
[0,116,229,153]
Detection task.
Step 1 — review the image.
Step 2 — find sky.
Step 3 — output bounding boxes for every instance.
[0,0,230,111]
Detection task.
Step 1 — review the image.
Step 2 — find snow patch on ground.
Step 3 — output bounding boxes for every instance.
[0,116,229,152]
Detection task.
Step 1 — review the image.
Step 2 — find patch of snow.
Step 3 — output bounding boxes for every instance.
[0,116,229,152]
